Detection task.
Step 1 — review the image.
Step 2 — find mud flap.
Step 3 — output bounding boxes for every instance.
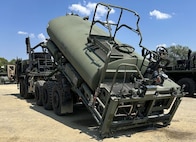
[61,96,73,114]
[61,85,73,114]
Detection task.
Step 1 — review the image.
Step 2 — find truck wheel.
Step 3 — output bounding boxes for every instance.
[23,78,32,99]
[42,81,53,110]
[1,78,5,84]
[20,79,24,97]
[52,84,73,116]
[52,85,63,115]
[178,78,195,96]
[35,81,45,106]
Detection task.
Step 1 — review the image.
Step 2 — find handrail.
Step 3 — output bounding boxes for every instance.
[89,3,143,49]
[109,63,144,94]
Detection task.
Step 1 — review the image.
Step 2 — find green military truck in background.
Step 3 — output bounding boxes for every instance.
[165,49,196,96]
[0,64,15,84]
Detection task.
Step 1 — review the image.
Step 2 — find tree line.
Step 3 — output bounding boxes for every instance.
[167,45,196,66]
[0,57,16,73]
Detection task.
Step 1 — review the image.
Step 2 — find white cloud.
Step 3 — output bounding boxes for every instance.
[38,33,46,42]
[171,43,176,46]
[86,2,96,11]
[68,1,115,19]
[68,2,92,16]
[95,4,115,20]
[17,31,28,35]
[18,31,46,42]
[149,10,172,20]
[29,33,35,38]
[17,31,35,39]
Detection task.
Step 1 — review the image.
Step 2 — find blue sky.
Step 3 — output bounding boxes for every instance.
[0,0,195,61]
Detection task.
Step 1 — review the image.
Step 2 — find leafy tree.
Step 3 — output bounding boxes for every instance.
[9,59,16,65]
[191,51,196,58]
[166,45,190,65]
[0,57,16,73]
[0,57,8,73]
[0,57,8,66]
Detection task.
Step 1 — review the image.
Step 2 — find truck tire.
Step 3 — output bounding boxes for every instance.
[23,78,32,99]
[178,78,195,96]
[52,83,73,116]
[52,84,63,115]
[1,78,5,84]
[42,81,53,110]
[35,80,45,106]
[20,79,24,97]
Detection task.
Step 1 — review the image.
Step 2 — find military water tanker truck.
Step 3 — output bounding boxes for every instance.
[16,3,184,137]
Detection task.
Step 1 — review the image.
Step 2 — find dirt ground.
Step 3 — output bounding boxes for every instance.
[0,84,196,142]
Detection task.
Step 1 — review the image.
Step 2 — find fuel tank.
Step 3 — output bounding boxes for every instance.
[47,15,148,90]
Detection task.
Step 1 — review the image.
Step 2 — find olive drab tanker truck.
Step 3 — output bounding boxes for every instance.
[15,3,184,137]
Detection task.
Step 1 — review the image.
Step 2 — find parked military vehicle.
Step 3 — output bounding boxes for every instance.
[15,38,54,99]
[15,3,184,137]
[165,49,196,96]
[0,64,15,84]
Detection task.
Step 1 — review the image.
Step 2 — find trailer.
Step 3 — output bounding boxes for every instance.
[15,3,184,137]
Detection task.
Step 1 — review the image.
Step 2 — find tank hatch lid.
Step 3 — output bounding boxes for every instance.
[87,35,123,61]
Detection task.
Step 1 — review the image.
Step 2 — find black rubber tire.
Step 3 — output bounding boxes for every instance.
[19,79,24,97]
[42,81,53,110]
[35,81,45,106]
[23,78,32,99]
[178,78,195,96]
[52,84,64,116]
